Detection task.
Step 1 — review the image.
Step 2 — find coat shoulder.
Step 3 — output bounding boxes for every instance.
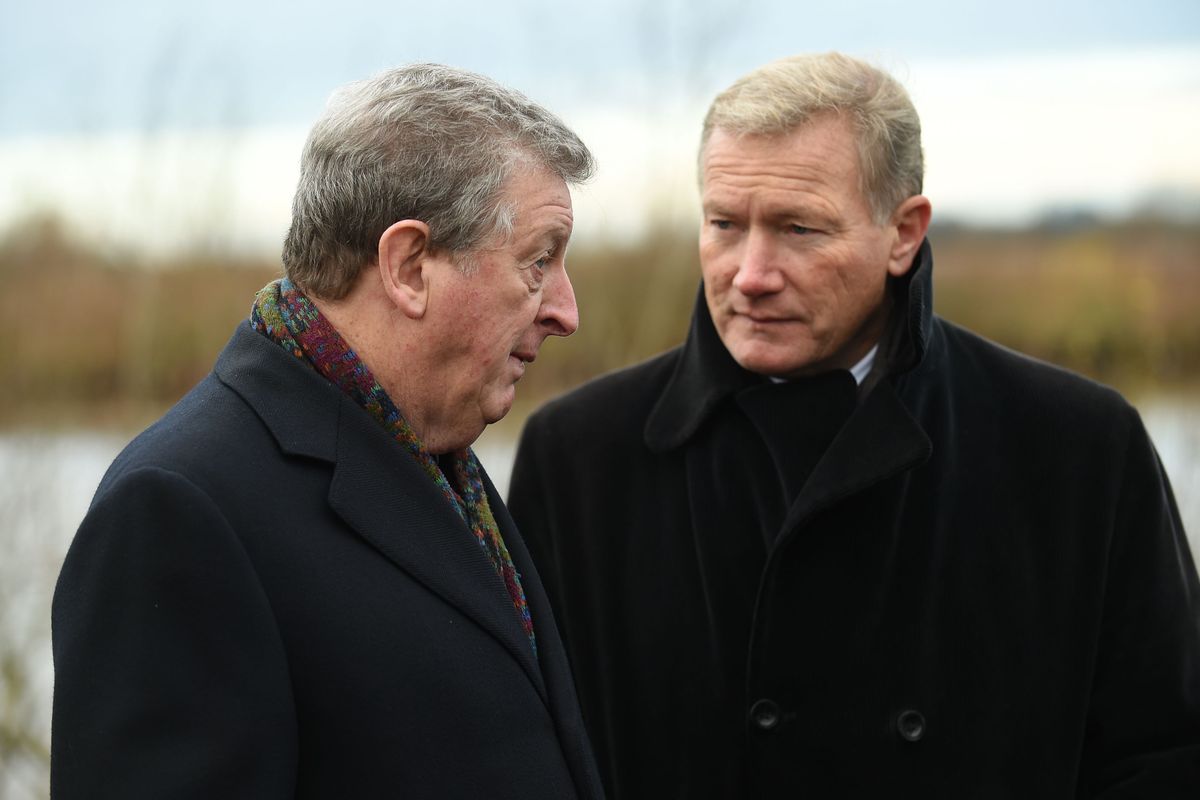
[926,317,1143,446]
[94,372,276,506]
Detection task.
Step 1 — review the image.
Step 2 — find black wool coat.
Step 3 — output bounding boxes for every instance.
[51,324,605,799]
[508,240,1200,798]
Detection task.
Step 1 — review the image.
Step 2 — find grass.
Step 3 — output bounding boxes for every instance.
[2,213,1197,429]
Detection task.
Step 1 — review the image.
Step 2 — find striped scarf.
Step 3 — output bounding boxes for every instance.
[250,278,536,656]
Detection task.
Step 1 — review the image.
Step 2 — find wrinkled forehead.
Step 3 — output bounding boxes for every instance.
[700,114,861,180]
[701,119,862,188]
[479,165,575,252]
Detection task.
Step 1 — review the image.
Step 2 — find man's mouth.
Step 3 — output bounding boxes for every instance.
[735,310,793,324]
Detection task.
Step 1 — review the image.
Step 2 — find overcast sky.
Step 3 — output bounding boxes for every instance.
[2,0,1198,254]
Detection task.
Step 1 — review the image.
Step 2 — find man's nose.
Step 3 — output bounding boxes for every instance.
[732,230,784,296]
[539,267,579,337]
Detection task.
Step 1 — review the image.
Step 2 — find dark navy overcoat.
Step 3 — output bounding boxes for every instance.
[52,324,605,799]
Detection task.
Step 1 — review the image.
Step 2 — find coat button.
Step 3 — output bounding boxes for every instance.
[896,709,926,742]
[749,698,781,731]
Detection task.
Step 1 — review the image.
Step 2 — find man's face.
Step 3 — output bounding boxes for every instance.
[699,114,901,378]
[422,166,578,448]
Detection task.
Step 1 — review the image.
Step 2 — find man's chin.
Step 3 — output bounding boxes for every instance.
[481,387,517,426]
[730,344,815,379]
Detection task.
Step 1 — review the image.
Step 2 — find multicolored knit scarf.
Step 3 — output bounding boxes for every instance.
[250,277,536,656]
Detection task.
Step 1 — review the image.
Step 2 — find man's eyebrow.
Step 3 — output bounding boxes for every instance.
[701,199,736,216]
[519,225,570,258]
[773,205,836,225]
[542,222,572,250]
[702,198,834,225]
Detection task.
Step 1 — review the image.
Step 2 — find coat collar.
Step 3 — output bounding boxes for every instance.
[644,238,935,453]
[213,325,548,702]
[888,237,935,379]
[643,283,764,452]
[214,323,344,461]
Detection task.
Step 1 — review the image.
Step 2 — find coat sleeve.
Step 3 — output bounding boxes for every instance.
[1083,408,1200,797]
[51,466,298,798]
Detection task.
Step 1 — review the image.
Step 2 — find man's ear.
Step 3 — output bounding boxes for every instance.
[886,195,932,278]
[378,220,435,319]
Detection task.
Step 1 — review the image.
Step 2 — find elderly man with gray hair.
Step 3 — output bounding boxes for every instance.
[510,52,1200,797]
[52,64,604,799]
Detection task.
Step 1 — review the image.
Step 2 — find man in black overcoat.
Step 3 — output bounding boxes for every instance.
[52,64,605,799]
[509,52,1200,797]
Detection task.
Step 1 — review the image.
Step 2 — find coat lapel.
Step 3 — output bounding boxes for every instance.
[487,474,606,800]
[486,476,564,705]
[215,325,547,703]
[644,285,759,454]
[777,378,931,543]
[643,247,937,549]
[326,396,548,703]
[775,239,938,538]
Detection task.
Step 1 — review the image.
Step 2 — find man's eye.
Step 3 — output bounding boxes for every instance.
[533,254,550,271]
[790,224,813,235]
[710,219,733,230]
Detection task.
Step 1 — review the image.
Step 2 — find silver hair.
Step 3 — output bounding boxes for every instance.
[282,63,595,299]
[700,52,923,223]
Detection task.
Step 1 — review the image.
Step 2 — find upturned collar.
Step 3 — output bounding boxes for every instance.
[643,238,935,453]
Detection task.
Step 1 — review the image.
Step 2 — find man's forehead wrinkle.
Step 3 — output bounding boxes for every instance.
[703,169,839,197]
[494,213,572,261]
[704,151,855,185]
[702,156,860,223]
[702,177,842,221]
[704,125,860,181]
[496,189,574,247]
[532,208,574,243]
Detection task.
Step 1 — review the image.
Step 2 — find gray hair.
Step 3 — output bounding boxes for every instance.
[283,63,595,299]
[700,52,923,223]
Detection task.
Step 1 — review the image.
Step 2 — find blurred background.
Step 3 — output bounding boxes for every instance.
[2,0,1198,795]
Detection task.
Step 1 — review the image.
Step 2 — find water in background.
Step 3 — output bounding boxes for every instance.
[1,399,1196,798]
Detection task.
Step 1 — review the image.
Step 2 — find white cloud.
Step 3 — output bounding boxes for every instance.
[0,128,304,256]
[1,47,1196,256]
[910,48,1200,222]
